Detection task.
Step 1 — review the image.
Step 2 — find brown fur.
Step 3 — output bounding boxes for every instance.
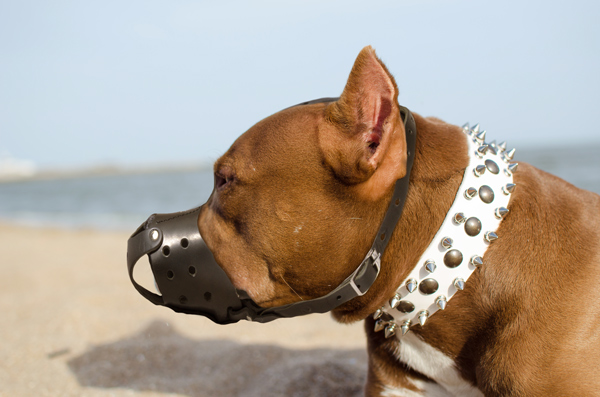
[198,46,600,395]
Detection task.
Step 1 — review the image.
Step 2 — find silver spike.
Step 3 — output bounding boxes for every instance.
[464,187,478,199]
[418,310,429,326]
[508,162,518,173]
[374,319,386,332]
[476,130,487,143]
[406,278,418,293]
[441,237,453,249]
[487,140,498,155]
[498,141,507,152]
[470,255,483,267]
[474,165,486,177]
[385,323,397,338]
[502,183,516,195]
[462,122,470,132]
[453,212,466,224]
[495,207,509,219]
[435,295,447,310]
[454,278,465,291]
[476,145,489,158]
[425,259,437,273]
[485,231,499,242]
[401,320,411,336]
[373,307,384,320]
[471,123,480,134]
[390,294,401,309]
[503,148,516,162]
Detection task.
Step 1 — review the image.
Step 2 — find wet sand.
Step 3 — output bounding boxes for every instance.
[0,224,368,397]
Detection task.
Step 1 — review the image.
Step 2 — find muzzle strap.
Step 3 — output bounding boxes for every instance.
[127,225,164,306]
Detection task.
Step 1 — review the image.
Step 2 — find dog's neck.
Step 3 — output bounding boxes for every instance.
[372,122,517,338]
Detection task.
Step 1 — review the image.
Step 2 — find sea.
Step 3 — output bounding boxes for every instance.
[1,145,599,232]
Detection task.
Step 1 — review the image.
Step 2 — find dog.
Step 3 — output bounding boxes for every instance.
[188,46,600,396]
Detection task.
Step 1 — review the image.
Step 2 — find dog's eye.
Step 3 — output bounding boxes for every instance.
[215,168,235,191]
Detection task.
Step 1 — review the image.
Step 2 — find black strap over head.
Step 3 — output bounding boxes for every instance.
[126,100,417,324]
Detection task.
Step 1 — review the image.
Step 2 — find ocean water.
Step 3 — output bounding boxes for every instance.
[0,145,599,231]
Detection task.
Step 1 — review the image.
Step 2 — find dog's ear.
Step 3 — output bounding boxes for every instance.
[321,46,406,200]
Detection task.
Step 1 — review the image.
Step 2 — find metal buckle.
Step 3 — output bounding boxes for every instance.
[349,249,381,296]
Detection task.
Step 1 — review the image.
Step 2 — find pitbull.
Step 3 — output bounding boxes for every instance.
[131,46,600,396]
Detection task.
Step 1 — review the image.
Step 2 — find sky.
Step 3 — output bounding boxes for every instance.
[1,0,599,170]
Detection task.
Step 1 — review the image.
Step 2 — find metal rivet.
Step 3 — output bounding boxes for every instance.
[435,295,447,310]
[476,144,489,157]
[150,229,159,240]
[476,130,487,143]
[418,310,429,326]
[502,148,516,162]
[454,278,465,291]
[373,307,384,320]
[401,320,411,336]
[470,255,483,267]
[390,294,401,309]
[474,165,486,177]
[453,212,466,224]
[464,217,482,236]
[504,162,518,176]
[374,319,386,332]
[385,323,397,338]
[495,207,509,219]
[444,249,463,268]
[419,278,439,295]
[502,183,516,195]
[479,185,495,204]
[485,159,499,174]
[485,231,498,242]
[441,237,453,249]
[406,278,418,293]
[425,259,436,273]
[396,300,415,313]
[465,187,478,199]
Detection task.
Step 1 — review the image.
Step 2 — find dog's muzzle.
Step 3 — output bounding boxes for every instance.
[126,104,416,325]
[126,205,385,324]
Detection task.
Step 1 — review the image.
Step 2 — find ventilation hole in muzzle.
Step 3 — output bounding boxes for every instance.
[188,266,196,276]
[162,246,171,256]
[179,295,188,304]
[180,238,189,248]
[204,292,212,301]
[167,270,174,280]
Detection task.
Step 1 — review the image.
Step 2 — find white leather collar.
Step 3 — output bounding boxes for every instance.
[373,124,517,338]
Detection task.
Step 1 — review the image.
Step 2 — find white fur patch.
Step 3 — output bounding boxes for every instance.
[394,333,484,397]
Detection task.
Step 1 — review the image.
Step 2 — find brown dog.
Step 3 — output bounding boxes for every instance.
[197,46,600,396]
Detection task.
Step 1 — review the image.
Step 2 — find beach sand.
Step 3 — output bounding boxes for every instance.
[0,224,368,397]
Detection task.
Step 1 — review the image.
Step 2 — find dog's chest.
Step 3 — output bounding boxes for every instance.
[390,333,483,397]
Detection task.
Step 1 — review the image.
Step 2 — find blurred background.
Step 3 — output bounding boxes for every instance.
[1,2,599,396]
[1,0,599,229]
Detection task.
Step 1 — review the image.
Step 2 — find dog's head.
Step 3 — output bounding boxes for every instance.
[197,46,409,320]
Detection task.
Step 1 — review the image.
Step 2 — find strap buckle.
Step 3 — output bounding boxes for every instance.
[349,249,381,296]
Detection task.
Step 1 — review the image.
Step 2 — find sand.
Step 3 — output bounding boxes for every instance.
[0,224,368,397]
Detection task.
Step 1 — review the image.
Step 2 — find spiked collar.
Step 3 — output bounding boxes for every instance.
[372,124,518,338]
